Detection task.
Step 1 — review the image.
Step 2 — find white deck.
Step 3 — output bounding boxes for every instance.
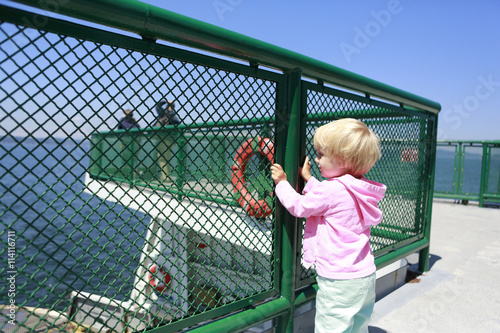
[84,173,272,254]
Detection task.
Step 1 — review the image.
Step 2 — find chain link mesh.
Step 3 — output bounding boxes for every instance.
[299,87,434,282]
[434,141,500,204]
[485,145,500,198]
[1,16,276,332]
[1,5,439,333]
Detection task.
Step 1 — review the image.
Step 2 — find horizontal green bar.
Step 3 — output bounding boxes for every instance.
[371,228,417,241]
[183,297,291,333]
[89,173,238,207]
[294,284,318,308]
[180,285,319,333]
[375,239,429,270]
[9,0,440,114]
[434,193,480,201]
[97,116,275,136]
[437,140,500,145]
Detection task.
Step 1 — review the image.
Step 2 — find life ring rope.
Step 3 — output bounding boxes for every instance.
[231,137,274,219]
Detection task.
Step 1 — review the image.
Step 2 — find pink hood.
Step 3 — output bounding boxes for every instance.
[334,175,386,227]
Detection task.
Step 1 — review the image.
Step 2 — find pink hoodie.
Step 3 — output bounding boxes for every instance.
[275,174,386,279]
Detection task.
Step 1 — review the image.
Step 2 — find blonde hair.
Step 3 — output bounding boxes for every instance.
[313,118,381,176]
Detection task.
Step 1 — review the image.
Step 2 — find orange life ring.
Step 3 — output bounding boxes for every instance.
[231,137,274,218]
[147,264,171,293]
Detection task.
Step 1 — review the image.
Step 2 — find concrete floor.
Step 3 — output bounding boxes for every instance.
[246,199,500,333]
[369,200,500,333]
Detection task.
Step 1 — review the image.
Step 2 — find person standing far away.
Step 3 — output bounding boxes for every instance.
[153,100,181,182]
[154,100,180,127]
[270,118,387,333]
[117,108,140,130]
[116,108,140,178]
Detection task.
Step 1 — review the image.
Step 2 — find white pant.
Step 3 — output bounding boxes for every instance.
[315,273,376,333]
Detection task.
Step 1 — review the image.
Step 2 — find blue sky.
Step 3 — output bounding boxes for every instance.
[2,1,499,141]
[141,0,500,141]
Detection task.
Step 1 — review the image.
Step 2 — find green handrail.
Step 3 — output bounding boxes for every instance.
[12,0,440,114]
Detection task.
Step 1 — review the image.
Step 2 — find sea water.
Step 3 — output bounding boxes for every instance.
[0,137,147,311]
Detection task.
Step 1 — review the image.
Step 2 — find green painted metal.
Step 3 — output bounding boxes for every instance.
[419,116,438,273]
[276,69,303,333]
[479,145,488,207]
[0,2,442,332]
[10,0,440,114]
[434,140,500,206]
[374,239,430,270]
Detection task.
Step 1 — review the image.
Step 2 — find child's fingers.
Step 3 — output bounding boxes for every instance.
[271,163,283,171]
[270,164,287,182]
[302,156,310,168]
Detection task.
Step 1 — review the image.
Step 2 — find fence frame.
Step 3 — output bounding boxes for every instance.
[1,1,441,332]
[434,140,500,207]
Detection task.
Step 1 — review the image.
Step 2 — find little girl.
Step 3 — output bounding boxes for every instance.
[270,118,386,333]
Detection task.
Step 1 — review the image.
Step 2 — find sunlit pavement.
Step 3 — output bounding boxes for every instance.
[369,200,500,333]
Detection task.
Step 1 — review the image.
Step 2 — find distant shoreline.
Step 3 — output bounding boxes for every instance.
[0,135,90,148]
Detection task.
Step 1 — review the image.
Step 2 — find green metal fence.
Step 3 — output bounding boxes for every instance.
[0,1,440,332]
[434,140,500,207]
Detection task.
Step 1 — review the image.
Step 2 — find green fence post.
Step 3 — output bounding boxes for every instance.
[275,68,302,333]
[413,118,428,234]
[418,116,438,273]
[129,132,137,182]
[478,143,488,207]
[176,130,186,200]
[89,133,103,178]
[216,136,225,181]
[457,142,465,199]
[497,146,500,198]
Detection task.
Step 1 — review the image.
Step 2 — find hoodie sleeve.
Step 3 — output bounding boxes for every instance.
[274,177,332,218]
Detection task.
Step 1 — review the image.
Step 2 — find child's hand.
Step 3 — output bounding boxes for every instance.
[300,156,312,182]
[270,163,287,185]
